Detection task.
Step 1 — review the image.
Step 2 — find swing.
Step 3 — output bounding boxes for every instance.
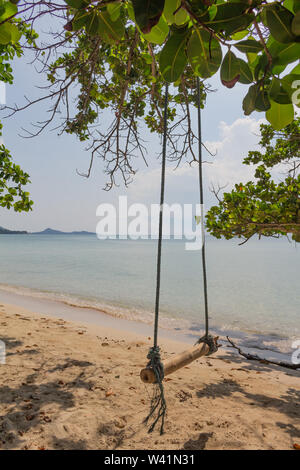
[140,79,219,434]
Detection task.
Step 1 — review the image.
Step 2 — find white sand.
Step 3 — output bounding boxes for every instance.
[0,301,299,450]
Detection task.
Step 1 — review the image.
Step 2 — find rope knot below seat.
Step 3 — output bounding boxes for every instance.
[143,346,167,435]
[196,334,219,356]
[146,346,165,381]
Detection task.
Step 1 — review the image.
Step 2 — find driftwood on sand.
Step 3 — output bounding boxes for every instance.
[226,336,300,370]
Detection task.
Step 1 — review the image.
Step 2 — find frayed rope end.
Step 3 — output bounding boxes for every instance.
[143,346,167,435]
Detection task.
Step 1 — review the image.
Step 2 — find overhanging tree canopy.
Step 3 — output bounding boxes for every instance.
[1,1,299,182]
[0,1,299,231]
[0,15,35,213]
[0,144,33,212]
[50,0,300,131]
[206,117,300,243]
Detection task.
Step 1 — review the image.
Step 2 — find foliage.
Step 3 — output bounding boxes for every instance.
[57,0,300,131]
[0,0,299,226]
[0,1,37,212]
[0,144,33,212]
[206,117,300,243]
[1,0,299,187]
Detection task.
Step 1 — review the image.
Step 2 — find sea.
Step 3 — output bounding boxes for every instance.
[0,234,299,362]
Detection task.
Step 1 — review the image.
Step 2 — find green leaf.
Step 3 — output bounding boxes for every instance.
[238,58,253,84]
[163,0,188,25]
[234,39,263,54]
[204,3,254,36]
[0,24,12,44]
[174,8,188,26]
[220,50,240,88]
[246,40,259,66]
[97,11,125,43]
[143,14,169,44]
[75,9,125,41]
[131,0,165,34]
[64,0,87,8]
[0,2,5,17]
[7,23,21,43]
[294,0,300,13]
[266,100,294,130]
[269,78,291,104]
[242,84,258,115]
[283,0,295,14]
[266,5,295,43]
[291,63,300,74]
[85,10,100,36]
[159,31,188,82]
[231,30,248,40]
[254,53,268,81]
[292,10,300,35]
[272,64,288,75]
[127,2,135,22]
[0,1,17,21]
[270,40,300,67]
[107,3,121,22]
[255,86,270,112]
[72,9,91,30]
[187,28,222,79]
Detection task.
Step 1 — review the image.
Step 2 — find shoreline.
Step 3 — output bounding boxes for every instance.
[0,287,191,347]
[0,285,296,364]
[0,300,299,450]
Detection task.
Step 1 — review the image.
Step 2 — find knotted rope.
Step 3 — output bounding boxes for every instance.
[144,83,169,435]
[196,77,209,340]
[143,346,167,434]
[144,78,216,434]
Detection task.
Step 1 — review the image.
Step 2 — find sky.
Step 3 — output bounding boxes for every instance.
[0,36,267,233]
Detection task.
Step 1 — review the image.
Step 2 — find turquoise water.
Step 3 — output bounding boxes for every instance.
[0,234,299,352]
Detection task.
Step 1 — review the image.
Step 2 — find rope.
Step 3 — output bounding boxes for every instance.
[154,83,169,348]
[196,77,209,339]
[144,79,217,434]
[144,83,169,435]
[143,346,166,434]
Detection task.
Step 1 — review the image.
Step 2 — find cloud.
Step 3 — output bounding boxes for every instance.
[113,116,266,237]
[1,116,270,231]
[125,116,266,207]
[203,116,265,189]
[126,164,198,205]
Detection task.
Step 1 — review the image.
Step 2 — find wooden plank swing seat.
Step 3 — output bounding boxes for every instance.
[140,336,219,384]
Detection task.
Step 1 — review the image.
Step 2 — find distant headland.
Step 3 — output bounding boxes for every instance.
[0,226,28,234]
[32,228,95,235]
[0,226,95,235]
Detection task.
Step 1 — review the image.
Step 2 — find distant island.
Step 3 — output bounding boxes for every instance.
[0,226,95,235]
[0,226,28,234]
[32,228,95,235]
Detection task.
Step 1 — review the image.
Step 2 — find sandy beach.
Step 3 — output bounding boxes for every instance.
[0,301,299,450]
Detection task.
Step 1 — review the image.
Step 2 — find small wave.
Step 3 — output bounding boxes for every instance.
[0,282,297,357]
[0,282,193,333]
